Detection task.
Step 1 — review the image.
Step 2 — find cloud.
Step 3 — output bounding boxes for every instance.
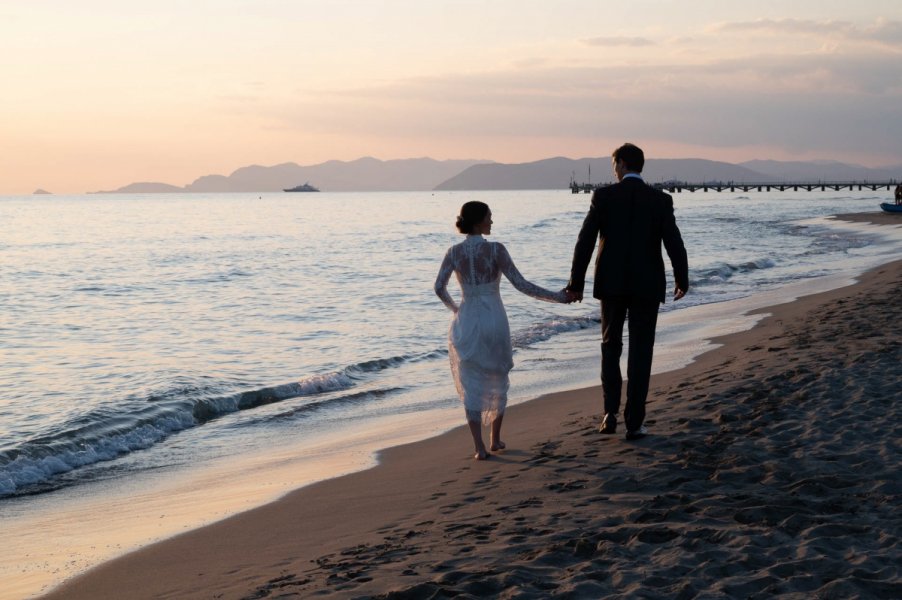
[864,17,902,46]
[712,17,902,49]
[699,52,902,94]
[582,36,655,47]
[713,18,854,36]
[263,47,902,165]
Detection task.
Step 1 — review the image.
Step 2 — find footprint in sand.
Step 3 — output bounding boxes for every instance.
[439,502,465,514]
[598,476,640,493]
[547,479,589,493]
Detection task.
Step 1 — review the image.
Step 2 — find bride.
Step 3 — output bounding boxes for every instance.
[434,201,570,460]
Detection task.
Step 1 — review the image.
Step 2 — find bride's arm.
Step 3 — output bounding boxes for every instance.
[497,243,567,303]
[434,248,459,313]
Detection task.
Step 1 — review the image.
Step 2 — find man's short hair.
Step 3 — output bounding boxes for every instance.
[612,143,645,173]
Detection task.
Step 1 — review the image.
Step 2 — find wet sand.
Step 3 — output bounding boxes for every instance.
[834,209,901,226]
[43,233,900,598]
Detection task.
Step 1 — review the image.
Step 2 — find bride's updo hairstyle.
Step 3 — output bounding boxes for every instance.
[456,201,490,234]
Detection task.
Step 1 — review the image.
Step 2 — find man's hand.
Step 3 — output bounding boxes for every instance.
[673,287,686,301]
[563,288,583,303]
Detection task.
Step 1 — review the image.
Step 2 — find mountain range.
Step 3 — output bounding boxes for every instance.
[93,157,902,194]
[94,158,490,194]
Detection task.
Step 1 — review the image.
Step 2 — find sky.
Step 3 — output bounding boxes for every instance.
[2,0,901,194]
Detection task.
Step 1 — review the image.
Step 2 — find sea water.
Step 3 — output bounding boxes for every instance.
[1,189,900,597]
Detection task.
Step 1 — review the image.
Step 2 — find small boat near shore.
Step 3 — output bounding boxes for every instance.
[283,183,320,192]
[888,185,902,211]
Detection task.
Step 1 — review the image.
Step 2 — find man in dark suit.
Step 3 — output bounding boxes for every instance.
[566,143,689,440]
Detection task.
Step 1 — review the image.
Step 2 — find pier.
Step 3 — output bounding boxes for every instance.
[570,182,596,193]
[652,180,900,194]
[570,180,899,194]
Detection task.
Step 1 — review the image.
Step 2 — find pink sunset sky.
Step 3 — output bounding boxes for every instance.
[2,0,901,194]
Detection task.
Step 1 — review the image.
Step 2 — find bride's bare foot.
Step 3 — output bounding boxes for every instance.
[490,440,506,451]
[474,449,490,460]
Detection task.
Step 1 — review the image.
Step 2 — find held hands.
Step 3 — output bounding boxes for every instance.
[562,288,582,304]
[560,287,683,303]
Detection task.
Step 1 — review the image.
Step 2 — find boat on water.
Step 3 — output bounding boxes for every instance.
[283,183,320,192]
[879,202,902,213]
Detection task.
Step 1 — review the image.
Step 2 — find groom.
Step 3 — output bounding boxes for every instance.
[565,143,689,440]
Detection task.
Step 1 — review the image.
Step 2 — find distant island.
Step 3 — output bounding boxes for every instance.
[92,182,184,194]
[33,189,52,195]
[283,183,319,192]
[88,157,902,194]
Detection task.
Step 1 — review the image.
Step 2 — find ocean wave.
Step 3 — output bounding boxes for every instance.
[239,386,407,425]
[691,258,776,286]
[529,217,558,229]
[0,353,421,498]
[807,232,872,253]
[511,315,598,348]
[72,284,149,296]
[182,269,254,285]
[0,408,196,497]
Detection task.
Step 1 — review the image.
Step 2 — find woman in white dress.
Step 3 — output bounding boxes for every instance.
[434,201,569,460]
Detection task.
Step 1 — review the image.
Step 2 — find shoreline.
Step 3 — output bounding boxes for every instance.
[41,213,900,599]
[830,210,901,226]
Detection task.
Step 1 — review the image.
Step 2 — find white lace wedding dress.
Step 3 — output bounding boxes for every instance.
[434,235,566,423]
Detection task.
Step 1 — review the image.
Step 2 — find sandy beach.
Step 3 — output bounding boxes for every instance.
[832,210,902,226]
[42,214,900,600]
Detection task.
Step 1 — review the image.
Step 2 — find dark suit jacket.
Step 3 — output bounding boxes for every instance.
[567,176,689,303]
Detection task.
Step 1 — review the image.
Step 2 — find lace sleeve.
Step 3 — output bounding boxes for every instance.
[496,243,567,303]
[434,248,459,313]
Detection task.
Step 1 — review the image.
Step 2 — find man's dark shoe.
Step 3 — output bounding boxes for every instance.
[625,425,648,441]
[599,414,617,434]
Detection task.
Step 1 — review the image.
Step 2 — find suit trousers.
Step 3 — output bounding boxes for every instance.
[600,296,660,432]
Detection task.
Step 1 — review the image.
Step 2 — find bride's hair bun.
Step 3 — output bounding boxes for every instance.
[455,201,490,234]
